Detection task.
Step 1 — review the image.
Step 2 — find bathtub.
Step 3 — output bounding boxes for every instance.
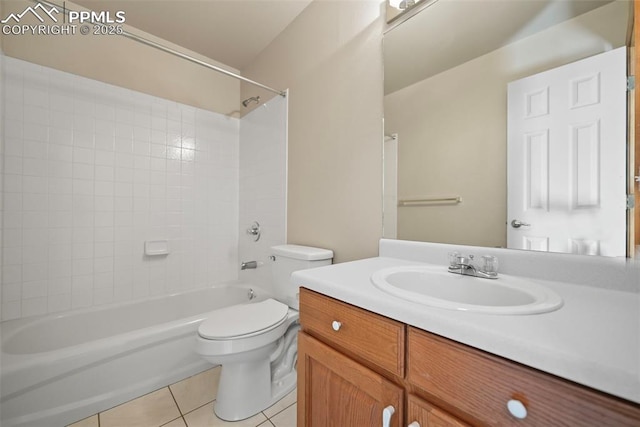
[0,284,265,427]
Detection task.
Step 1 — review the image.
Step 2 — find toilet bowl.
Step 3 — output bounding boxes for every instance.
[195,245,333,421]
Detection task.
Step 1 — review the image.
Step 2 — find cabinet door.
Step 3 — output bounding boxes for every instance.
[407,394,469,427]
[298,332,403,427]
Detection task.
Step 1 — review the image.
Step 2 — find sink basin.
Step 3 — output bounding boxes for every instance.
[371,265,563,315]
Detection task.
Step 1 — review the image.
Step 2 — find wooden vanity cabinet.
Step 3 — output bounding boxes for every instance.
[406,394,470,427]
[298,288,640,427]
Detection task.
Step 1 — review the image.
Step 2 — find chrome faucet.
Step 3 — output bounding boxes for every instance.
[452,255,477,276]
[448,252,498,279]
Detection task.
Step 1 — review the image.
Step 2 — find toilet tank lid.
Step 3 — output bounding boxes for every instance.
[271,244,333,261]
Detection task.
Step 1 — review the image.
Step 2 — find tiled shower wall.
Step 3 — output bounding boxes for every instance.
[0,56,240,321]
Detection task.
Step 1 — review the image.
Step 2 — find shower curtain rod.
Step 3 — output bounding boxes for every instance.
[34,0,287,97]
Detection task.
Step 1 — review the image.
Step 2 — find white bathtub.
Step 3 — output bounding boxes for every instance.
[0,284,265,427]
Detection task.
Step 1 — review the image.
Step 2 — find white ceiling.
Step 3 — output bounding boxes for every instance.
[384,0,615,95]
[73,0,312,71]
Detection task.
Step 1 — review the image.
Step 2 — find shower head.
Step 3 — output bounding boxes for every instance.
[242,96,260,107]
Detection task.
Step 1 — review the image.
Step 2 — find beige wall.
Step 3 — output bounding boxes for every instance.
[241,0,385,263]
[1,0,239,115]
[385,1,628,248]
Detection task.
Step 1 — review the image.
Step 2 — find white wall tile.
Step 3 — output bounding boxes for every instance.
[22,211,48,228]
[48,277,72,295]
[95,150,115,166]
[73,147,94,164]
[1,301,22,321]
[23,140,47,159]
[23,123,47,142]
[48,293,72,313]
[22,297,48,317]
[49,144,73,163]
[2,283,22,302]
[4,174,23,193]
[23,158,47,176]
[2,265,22,284]
[2,56,242,319]
[22,280,48,298]
[48,160,72,178]
[22,263,47,282]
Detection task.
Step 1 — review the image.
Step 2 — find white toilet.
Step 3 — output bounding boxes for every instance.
[196,244,333,421]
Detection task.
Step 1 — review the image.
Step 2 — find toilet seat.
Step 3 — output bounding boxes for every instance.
[198,299,289,340]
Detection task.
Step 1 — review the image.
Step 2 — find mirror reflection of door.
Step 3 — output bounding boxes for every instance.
[507,47,627,256]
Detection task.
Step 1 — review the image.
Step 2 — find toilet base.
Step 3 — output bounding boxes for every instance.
[214,365,297,422]
[208,321,300,421]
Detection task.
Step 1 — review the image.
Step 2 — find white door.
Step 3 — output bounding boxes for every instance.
[507,47,627,256]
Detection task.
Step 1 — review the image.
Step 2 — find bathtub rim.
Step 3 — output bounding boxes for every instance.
[1,282,259,338]
[0,283,269,398]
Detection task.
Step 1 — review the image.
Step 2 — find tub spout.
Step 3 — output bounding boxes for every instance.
[241,261,257,270]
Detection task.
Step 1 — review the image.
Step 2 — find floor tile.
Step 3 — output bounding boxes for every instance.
[162,417,187,427]
[66,414,99,427]
[170,366,221,414]
[100,388,181,427]
[269,403,296,427]
[183,401,268,427]
[263,389,297,418]
[258,421,275,427]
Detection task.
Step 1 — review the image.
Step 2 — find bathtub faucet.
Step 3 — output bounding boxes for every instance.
[241,261,258,270]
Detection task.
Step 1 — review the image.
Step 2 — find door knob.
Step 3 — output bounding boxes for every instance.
[510,219,531,228]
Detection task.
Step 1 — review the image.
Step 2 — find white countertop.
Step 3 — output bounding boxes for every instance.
[292,256,640,404]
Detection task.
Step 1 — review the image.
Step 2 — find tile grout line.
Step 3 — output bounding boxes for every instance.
[265,399,297,421]
[181,398,217,420]
[167,386,181,414]
[165,385,189,426]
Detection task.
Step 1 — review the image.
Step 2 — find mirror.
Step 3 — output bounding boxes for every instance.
[383,0,633,257]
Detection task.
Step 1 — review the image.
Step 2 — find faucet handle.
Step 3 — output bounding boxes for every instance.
[448,251,460,267]
[480,255,499,274]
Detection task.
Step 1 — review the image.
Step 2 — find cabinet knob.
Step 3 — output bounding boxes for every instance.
[332,320,342,331]
[408,422,421,427]
[382,405,395,427]
[507,399,528,419]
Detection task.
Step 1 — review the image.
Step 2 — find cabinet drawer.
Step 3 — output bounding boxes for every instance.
[299,288,405,378]
[407,394,470,427]
[408,327,640,426]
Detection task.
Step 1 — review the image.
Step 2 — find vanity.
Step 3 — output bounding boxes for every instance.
[294,240,640,426]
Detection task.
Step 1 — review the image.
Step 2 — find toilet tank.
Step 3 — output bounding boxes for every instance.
[271,244,333,310]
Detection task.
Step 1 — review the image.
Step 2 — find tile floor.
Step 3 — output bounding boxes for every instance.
[67,367,296,427]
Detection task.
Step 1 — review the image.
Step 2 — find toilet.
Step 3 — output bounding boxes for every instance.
[195,244,333,421]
